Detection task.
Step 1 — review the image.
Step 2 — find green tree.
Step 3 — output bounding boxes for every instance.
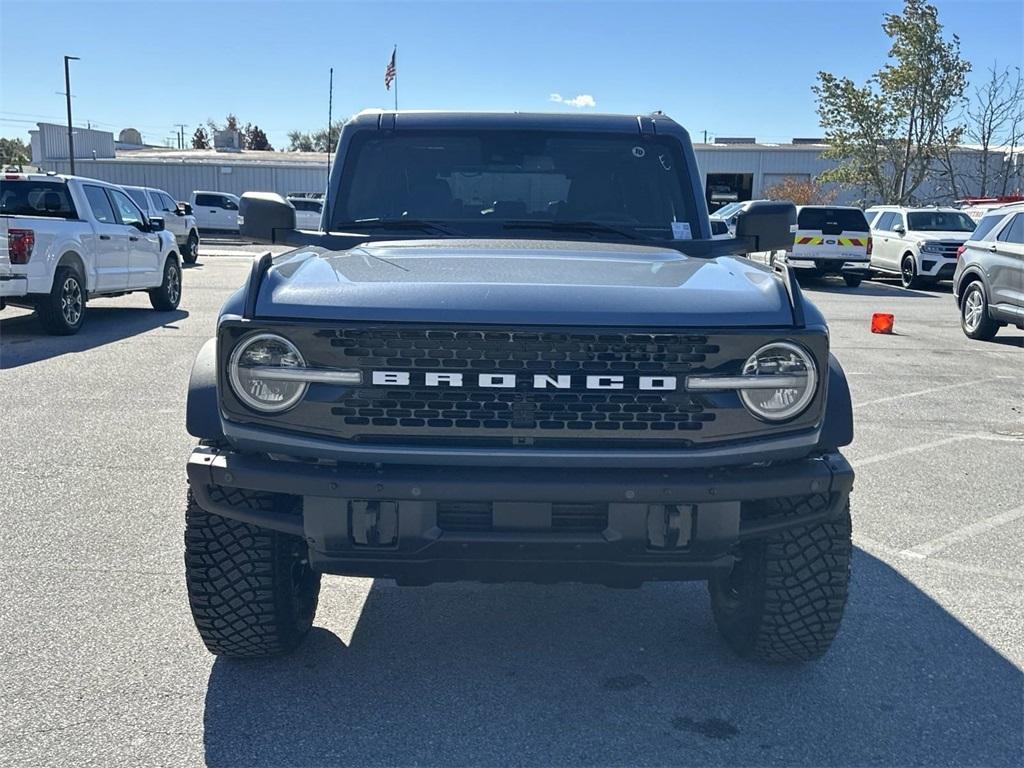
[813,0,970,204]
[191,126,210,149]
[242,123,273,151]
[0,136,30,167]
[287,120,345,152]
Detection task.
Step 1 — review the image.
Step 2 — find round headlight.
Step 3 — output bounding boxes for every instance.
[228,333,307,413]
[739,342,817,421]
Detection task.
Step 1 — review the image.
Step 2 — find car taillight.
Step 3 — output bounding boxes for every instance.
[956,244,966,258]
[866,236,873,256]
[8,229,35,264]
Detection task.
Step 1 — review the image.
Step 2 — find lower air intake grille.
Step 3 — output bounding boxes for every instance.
[437,502,608,533]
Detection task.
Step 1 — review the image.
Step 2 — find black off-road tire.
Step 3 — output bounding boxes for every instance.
[37,265,86,335]
[183,231,199,265]
[843,275,863,288]
[184,490,321,657]
[149,257,181,311]
[709,499,852,663]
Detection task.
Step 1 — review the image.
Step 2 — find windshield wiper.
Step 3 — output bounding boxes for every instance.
[333,218,464,236]
[501,220,640,241]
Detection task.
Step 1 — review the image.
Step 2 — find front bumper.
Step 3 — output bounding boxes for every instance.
[919,257,957,280]
[187,446,854,586]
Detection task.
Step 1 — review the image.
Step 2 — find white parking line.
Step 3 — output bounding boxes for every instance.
[899,505,1024,560]
[849,433,1013,469]
[853,377,1000,409]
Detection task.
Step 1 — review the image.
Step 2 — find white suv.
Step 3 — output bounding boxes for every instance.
[866,206,977,288]
[124,186,200,264]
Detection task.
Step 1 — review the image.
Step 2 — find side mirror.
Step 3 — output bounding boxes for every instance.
[149,216,165,232]
[224,201,239,211]
[734,201,796,253]
[239,192,297,244]
[894,225,906,235]
[179,202,193,216]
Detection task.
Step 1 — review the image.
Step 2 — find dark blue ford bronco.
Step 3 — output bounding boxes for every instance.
[184,111,854,662]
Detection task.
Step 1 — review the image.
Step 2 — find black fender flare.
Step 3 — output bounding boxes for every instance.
[186,338,223,441]
[820,353,853,450]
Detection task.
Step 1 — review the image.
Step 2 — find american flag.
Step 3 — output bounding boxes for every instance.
[384,48,396,91]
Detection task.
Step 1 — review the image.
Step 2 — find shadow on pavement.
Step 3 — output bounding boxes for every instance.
[202,549,1023,767]
[0,307,188,368]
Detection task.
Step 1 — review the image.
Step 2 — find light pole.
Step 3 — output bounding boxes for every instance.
[64,55,80,174]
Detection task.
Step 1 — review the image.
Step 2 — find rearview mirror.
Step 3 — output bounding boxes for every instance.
[734,201,796,253]
[239,192,297,244]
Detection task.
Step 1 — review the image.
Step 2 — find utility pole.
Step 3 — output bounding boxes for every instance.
[325,67,334,227]
[175,123,188,149]
[64,55,80,174]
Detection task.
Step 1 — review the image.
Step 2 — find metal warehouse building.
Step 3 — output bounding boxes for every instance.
[27,121,1020,208]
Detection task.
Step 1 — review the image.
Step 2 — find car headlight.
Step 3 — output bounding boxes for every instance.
[228,333,307,412]
[738,342,818,421]
[920,241,944,253]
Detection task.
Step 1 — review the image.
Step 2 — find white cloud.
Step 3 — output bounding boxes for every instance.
[549,93,596,109]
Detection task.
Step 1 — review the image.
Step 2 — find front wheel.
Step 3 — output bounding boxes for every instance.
[183,231,199,265]
[149,257,181,311]
[960,281,1000,340]
[184,490,321,657]
[843,275,863,288]
[900,254,922,289]
[709,499,852,663]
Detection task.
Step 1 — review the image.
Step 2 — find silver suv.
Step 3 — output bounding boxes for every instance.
[866,206,977,288]
[953,203,1024,340]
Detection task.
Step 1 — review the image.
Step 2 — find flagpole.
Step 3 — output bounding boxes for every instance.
[393,45,398,112]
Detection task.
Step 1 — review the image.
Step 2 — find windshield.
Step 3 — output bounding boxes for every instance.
[711,202,742,218]
[332,129,699,239]
[907,211,977,232]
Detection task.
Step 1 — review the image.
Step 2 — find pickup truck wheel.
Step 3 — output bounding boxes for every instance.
[843,275,863,288]
[149,257,181,311]
[708,500,852,663]
[961,281,999,340]
[183,232,199,265]
[900,254,921,289]
[37,266,86,335]
[184,490,321,657]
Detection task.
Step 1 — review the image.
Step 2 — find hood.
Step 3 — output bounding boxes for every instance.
[908,230,972,241]
[253,239,796,327]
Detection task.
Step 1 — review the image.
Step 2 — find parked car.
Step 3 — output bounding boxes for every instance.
[709,199,766,235]
[953,202,1024,340]
[125,185,200,264]
[866,206,977,288]
[769,206,872,288]
[184,110,856,664]
[1,173,182,334]
[189,191,240,232]
[287,196,324,230]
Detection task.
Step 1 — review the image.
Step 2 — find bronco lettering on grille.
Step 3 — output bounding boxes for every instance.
[371,371,678,391]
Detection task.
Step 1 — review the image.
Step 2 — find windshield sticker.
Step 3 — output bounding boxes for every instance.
[632,146,646,158]
[671,222,692,240]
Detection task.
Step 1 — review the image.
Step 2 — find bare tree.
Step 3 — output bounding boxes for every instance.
[964,64,1024,196]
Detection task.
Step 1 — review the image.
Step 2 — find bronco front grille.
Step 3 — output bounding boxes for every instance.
[218,322,830,447]
[319,328,718,436]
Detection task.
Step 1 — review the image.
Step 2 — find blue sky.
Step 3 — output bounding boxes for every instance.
[2,0,1021,150]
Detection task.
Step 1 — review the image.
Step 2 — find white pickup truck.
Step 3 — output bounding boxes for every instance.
[0,173,182,334]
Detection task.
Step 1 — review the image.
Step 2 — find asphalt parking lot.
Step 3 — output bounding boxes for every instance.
[1,252,1021,767]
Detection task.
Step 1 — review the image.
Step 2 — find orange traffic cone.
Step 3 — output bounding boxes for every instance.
[871,313,895,334]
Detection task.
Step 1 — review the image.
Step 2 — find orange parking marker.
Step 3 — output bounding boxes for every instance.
[871,313,895,334]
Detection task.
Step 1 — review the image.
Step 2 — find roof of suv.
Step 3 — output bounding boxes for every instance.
[345,110,685,135]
